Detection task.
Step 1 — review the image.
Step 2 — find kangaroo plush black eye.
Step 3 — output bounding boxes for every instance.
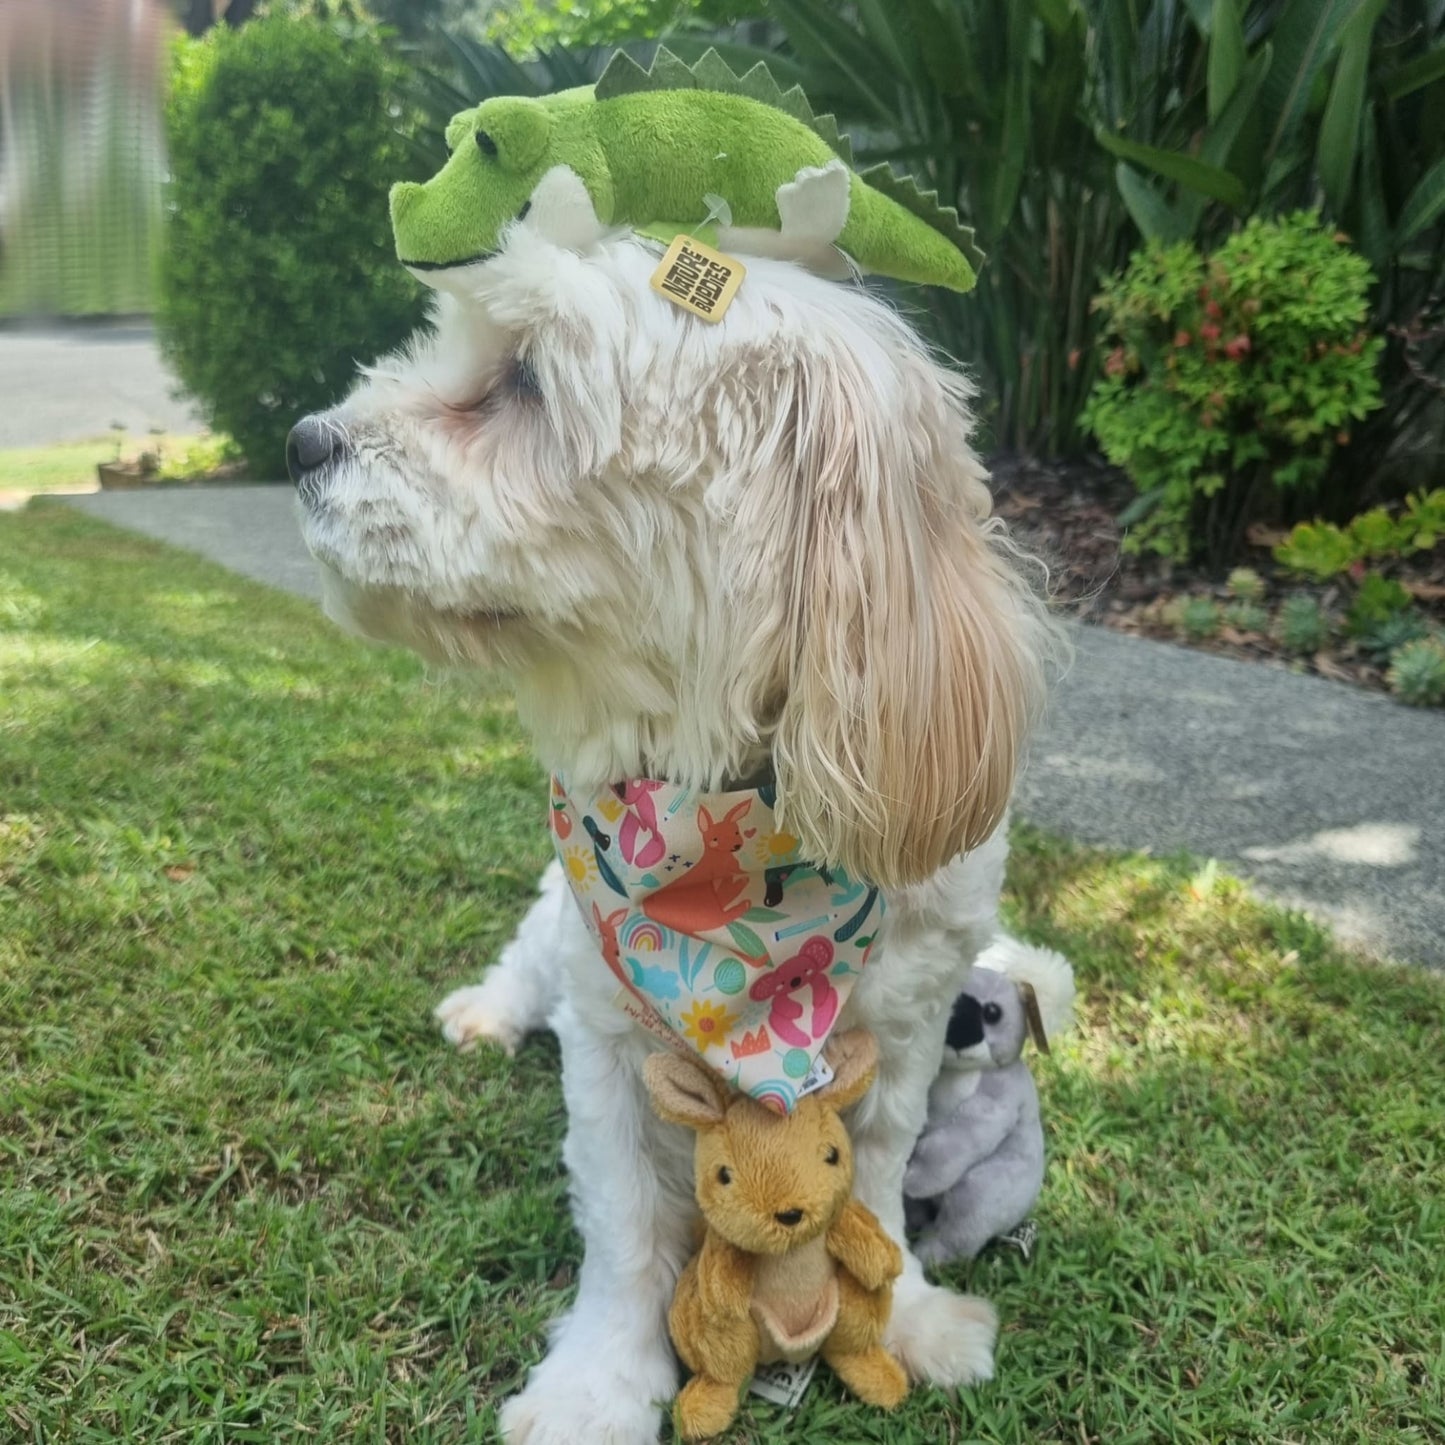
[982,1001,1003,1025]
[475,129,498,158]
[717,1166,731,1185]
[825,1145,840,1166]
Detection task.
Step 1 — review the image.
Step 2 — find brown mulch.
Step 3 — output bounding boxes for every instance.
[988,454,1445,696]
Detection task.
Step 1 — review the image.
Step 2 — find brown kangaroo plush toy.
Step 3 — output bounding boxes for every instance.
[643,1029,908,1440]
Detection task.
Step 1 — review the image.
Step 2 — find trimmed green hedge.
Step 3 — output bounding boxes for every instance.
[158,16,425,472]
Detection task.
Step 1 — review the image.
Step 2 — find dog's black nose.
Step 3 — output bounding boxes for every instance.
[774,1208,803,1227]
[286,415,338,487]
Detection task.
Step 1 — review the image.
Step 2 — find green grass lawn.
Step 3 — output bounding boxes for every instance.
[0,435,231,497]
[2,504,1443,1444]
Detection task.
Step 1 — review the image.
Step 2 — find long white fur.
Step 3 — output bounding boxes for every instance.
[296,225,1060,1444]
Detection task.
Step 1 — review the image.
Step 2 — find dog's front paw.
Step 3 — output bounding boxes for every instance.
[498,1352,669,1445]
[885,1277,996,1387]
[434,983,524,1055]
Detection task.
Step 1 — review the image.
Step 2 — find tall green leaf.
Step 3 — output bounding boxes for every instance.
[1395,155,1445,244]
[989,0,1035,234]
[1095,129,1249,209]
[1115,161,1187,241]
[1318,0,1389,212]
[1207,0,1245,121]
[768,0,897,122]
[1259,0,1369,168]
[1382,44,1445,101]
[1355,102,1390,265]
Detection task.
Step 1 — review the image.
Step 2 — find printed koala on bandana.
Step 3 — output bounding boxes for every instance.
[551,775,883,1113]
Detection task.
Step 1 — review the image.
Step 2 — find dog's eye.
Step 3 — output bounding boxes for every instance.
[982,1002,1003,1026]
[717,1166,732,1185]
[824,1145,840,1166]
[475,129,498,158]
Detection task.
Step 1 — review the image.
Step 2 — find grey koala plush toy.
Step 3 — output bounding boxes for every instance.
[903,938,1075,1266]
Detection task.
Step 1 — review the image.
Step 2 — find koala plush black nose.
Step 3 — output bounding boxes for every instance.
[774,1208,804,1227]
[945,993,985,1051]
[286,415,339,487]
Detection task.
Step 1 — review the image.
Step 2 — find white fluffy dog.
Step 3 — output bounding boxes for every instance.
[291,220,1056,1443]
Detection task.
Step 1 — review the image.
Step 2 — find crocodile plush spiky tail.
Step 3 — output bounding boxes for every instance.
[594,48,983,293]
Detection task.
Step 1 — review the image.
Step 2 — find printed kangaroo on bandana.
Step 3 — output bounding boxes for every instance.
[551,775,883,1113]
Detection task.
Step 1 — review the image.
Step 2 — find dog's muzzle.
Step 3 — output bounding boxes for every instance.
[286,414,346,501]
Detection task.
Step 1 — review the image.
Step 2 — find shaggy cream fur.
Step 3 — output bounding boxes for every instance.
[295,219,1059,1444]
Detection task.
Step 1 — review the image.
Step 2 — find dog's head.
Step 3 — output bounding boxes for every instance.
[292,229,1053,887]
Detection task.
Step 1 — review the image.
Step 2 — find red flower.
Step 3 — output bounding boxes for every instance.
[1205,300,1223,320]
[1200,323,1222,343]
[1174,330,1192,348]
[1224,334,1252,360]
[1105,346,1128,377]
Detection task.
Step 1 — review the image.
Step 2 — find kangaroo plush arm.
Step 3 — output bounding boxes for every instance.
[825,1199,902,1294]
[696,1231,756,1319]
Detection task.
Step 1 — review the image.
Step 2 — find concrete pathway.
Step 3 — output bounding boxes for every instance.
[0,321,204,447]
[58,485,1445,968]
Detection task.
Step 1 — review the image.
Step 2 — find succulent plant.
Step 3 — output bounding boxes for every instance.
[1224,601,1270,633]
[1387,637,1445,706]
[1344,572,1413,636]
[1277,596,1330,654]
[1226,567,1266,603]
[1361,609,1429,660]
[1168,596,1222,640]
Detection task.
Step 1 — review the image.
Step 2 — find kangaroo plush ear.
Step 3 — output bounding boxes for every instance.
[644,1051,730,1130]
[816,1028,878,1110]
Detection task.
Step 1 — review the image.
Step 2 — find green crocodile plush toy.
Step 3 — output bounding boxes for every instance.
[390,47,982,294]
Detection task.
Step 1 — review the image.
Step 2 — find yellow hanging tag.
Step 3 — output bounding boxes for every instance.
[1018,980,1051,1054]
[650,233,745,323]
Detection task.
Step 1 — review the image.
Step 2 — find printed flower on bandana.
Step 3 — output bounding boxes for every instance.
[561,845,597,887]
[679,998,739,1051]
[751,827,801,868]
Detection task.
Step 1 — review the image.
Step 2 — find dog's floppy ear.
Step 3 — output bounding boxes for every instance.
[773,334,1051,888]
[816,1028,878,1110]
[643,1051,730,1129]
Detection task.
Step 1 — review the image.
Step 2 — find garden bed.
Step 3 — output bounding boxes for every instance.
[992,454,1445,699]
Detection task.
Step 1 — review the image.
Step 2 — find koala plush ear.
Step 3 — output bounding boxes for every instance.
[816,1028,878,1110]
[982,938,1077,1043]
[643,1051,730,1130]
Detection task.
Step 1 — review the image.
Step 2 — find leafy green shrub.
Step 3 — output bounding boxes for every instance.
[1387,637,1445,706]
[1275,489,1445,578]
[158,17,426,472]
[1277,597,1330,655]
[1224,601,1270,634]
[1092,0,1445,495]
[1083,213,1383,564]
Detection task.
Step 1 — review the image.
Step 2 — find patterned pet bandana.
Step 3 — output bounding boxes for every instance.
[550,775,883,1113]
